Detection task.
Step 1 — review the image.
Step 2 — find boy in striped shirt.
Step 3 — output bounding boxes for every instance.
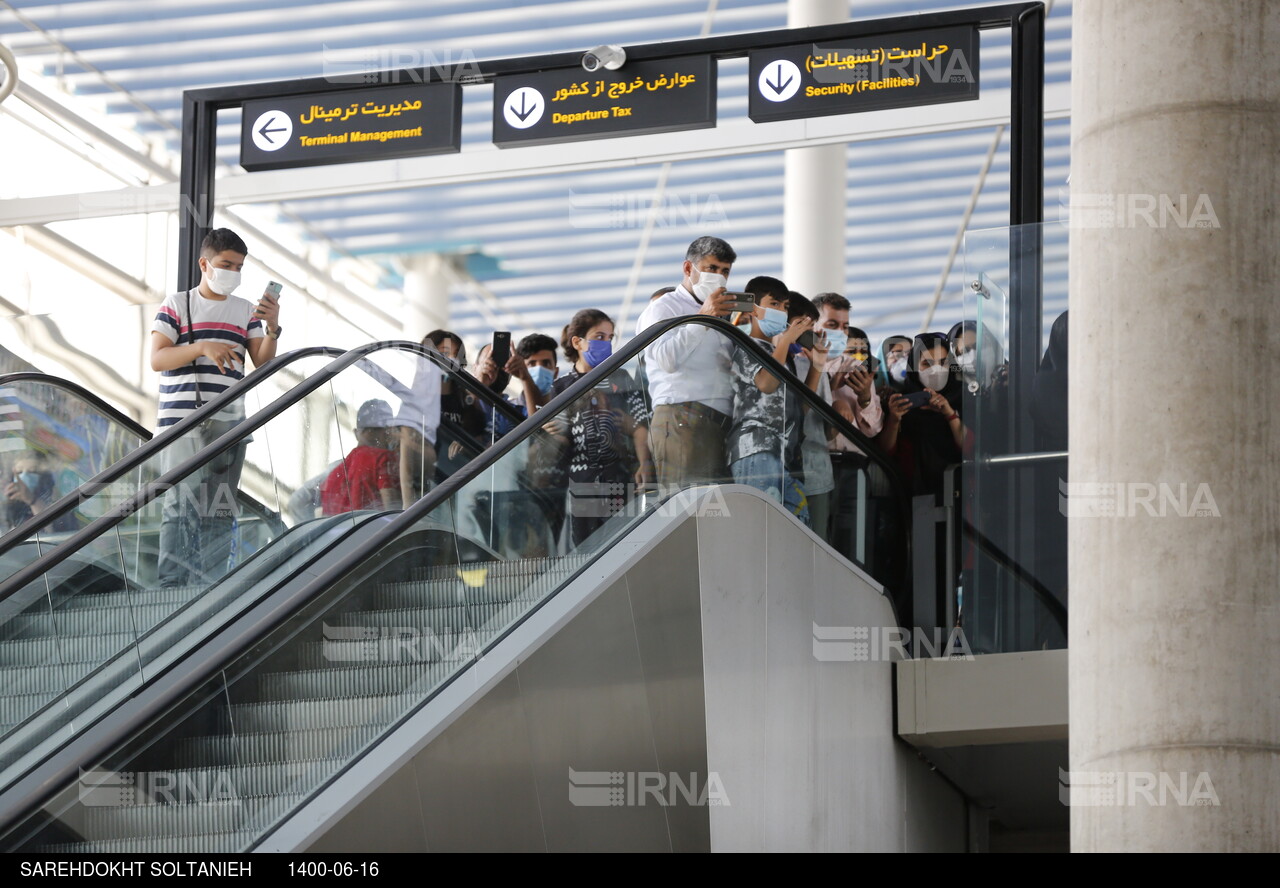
[149,228,282,588]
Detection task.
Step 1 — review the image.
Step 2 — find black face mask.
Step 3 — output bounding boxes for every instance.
[488,372,511,394]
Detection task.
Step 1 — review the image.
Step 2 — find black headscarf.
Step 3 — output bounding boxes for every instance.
[948,319,1007,393]
[1031,311,1068,452]
[877,335,913,394]
[897,332,963,495]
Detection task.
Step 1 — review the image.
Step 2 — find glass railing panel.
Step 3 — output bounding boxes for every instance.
[960,221,1069,653]
[0,377,148,539]
[0,319,909,852]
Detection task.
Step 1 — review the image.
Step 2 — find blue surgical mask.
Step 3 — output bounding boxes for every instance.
[527,364,555,394]
[758,307,788,338]
[821,329,848,356]
[583,339,613,368]
[738,307,789,339]
[18,472,41,492]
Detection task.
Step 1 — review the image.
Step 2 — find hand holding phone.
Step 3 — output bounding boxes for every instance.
[491,331,512,370]
[256,281,282,322]
[722,291,757,313]
[902,391,932,410]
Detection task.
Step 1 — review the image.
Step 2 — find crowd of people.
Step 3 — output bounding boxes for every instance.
[0,226,1034,589]
[305,235,1024,566]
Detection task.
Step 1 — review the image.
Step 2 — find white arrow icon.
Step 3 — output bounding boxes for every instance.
[758,60,801,102]
[504,87,544,129]
[251,111,292,151]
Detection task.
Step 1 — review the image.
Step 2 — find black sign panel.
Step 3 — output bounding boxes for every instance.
[748,26,978,123]
[493,56,715,148]
[240,83,461,172]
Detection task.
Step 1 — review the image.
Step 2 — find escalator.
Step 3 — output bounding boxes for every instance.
[0,372,151,537]
[0,342,522,816]
[0,317,918,852]
[0,348,350,578]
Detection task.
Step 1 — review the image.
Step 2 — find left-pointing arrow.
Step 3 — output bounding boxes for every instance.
[257,116,288,144]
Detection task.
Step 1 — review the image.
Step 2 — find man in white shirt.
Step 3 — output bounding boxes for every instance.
[634,236,740,489]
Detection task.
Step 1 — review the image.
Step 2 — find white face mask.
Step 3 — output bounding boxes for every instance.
[956,351,976,368]
[203,262,241,296]
[919,365,951,392]
[690,265,727,302]
[888,356,909,382]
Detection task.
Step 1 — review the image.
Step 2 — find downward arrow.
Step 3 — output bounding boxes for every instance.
[257,116,287,143]
[510,92,538,122]
[764,63,793,96]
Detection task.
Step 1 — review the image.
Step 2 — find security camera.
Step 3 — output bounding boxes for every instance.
[582,45,626,73]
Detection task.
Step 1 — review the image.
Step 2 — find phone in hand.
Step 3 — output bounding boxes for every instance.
[797,330,815,349]
[902,391,932,410]
[491,331,511,369]
[723,291,757,313]
[264,281,282,299]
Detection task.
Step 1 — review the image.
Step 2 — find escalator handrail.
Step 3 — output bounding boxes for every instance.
[960,517,1068,634]
[0,372,152,442]
[0,340,524,605]
[0,346,345,556]
[0,315,912,846]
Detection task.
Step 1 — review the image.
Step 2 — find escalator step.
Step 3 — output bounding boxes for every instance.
[7,603,183,639]
[256,661,458,702]
[171,725,385,768]
[218,693,420,733]
[0,691,57,724]
[39,830,258,854]
[78,793,306,842]
[0,661,97,695]
[0,632,140,667]
[55,585,203,612]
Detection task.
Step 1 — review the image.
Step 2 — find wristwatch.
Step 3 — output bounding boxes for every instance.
[267,325,282,340]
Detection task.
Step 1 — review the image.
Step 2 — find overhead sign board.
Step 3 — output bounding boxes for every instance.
[240,83,461,172]
[492,56,715,148]
[748,26,979,123]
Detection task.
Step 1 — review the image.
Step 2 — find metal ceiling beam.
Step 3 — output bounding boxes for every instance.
[0,82,1068,228]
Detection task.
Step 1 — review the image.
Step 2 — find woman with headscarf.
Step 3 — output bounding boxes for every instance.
[877,332,967,496]
[877,335,913,395]
[948,320,1008,395]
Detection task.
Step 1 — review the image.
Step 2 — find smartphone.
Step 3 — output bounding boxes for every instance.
[797,330,815,349]
[903,391,932,409]
[491,331,511,369]
[264,281,282,299]
[723,291,757,313]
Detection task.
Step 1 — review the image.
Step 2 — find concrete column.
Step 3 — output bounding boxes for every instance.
[1070,1,1280,852]
[401,252,452,338]
[782,0,846,297]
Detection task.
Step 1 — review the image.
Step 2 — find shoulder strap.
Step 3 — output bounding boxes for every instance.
[185,288,204,407]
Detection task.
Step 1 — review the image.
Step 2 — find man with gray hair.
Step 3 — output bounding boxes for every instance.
[635,235,739,489]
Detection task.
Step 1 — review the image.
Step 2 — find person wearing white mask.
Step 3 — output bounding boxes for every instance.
[149,228,282,588]
[877,335,913,395]
[878,332,967,496]
[634,236,740,489]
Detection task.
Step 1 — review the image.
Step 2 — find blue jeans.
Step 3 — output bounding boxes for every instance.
[730,451,810,525]
[157,420,246,588]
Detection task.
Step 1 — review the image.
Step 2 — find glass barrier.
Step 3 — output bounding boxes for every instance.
[0,349,343,570]
[0,344,511,797]
[959,222,1069,653]
[0,375,148,539]
[0,318,907,852]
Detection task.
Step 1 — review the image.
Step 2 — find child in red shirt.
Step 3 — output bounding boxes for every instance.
[320,399,400,514]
